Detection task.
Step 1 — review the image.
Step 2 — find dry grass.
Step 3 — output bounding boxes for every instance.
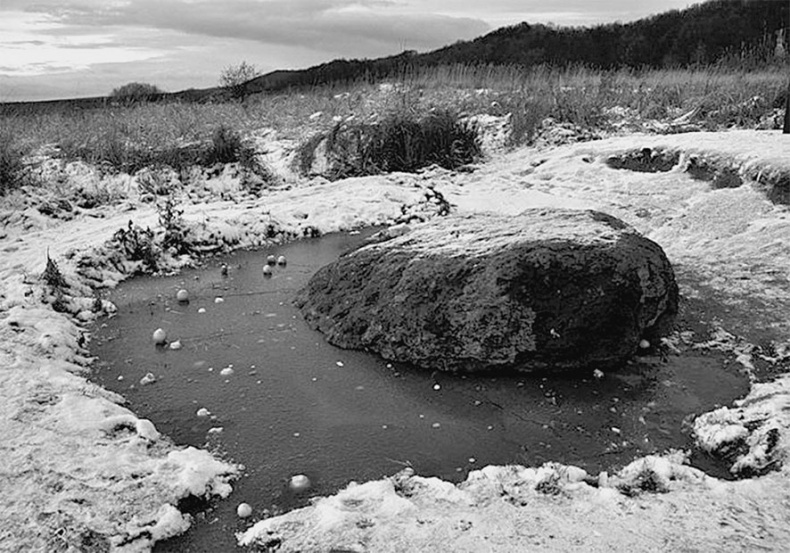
[0,63,787,195]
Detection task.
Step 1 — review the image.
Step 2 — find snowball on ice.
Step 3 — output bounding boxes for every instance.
[237,502,253,518]
[152,328,167,345]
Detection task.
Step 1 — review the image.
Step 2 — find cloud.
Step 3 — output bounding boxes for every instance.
[399,0,695,27]
[0,0,697,101]
[12,0,489,59]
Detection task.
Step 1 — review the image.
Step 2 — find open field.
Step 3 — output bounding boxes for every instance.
[2,64,788,195]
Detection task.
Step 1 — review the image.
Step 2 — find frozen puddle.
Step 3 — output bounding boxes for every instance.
[89,230,749,551]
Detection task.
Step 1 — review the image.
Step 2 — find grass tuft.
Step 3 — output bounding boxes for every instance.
[0,132,32,195]
[307,108,481,179]
[42,250,68,289]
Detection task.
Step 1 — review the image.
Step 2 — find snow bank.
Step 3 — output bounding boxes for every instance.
[3,127,790,551]
[239,454,785,552]
[694,374,790,475]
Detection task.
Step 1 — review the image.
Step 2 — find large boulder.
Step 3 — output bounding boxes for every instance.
[295,209,678,373]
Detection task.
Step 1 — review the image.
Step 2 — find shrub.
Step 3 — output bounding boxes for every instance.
[112,220,159,273]
[110,82,164,105]
[617,468,669,497]
[157,195,193,255]
[238,145,277,193]
[42,251,68,289]
[219,61,260,100]
[205,124,244,165]
[137,166,177,196]
[0,133,31,195]
[317,108,481,179]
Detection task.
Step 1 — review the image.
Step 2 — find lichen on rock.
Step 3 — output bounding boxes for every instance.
[296,208,678,373]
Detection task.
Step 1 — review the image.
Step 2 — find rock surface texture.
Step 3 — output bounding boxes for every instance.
[296,209,678,373]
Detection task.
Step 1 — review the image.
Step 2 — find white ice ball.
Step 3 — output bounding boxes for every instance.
[639,339,651,350]
[220,367,234,377]
[266,254,277,265]
[236,503,253,518]
[277,255,287,265]
[169,340,182,350]
[140,372,156,385]
[152,328,167,345]
[262,265,273,276]
[196,407,211,417]
[289,474,311,492]
[176,289,189,302]
[593,368,605,379]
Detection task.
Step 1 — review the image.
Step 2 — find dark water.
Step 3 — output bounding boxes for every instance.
[89,230,749,552]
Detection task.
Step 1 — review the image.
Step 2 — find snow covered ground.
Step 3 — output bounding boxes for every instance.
[2,126,790,551]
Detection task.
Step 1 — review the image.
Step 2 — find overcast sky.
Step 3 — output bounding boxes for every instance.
[0,0,697,102]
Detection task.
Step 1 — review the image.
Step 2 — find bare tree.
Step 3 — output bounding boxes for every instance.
[110,82,163,104]
[219,61,260,100]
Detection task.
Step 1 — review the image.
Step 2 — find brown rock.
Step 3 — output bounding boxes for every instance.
[295,209,678,373]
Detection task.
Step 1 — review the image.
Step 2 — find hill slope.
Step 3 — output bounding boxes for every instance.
[242,0,787,94]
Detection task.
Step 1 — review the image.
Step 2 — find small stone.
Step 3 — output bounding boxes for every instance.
[432,422,441,429]
[214,297,224,304]
[198,307,207,314]
[169,340,182,350]
[117,375,124,381]
[140,372,156,385]
[220,367,234,377]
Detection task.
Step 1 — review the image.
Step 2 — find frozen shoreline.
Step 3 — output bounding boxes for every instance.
[2,129,789,551]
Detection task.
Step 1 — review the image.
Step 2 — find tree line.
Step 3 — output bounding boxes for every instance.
[244,0,788,94]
